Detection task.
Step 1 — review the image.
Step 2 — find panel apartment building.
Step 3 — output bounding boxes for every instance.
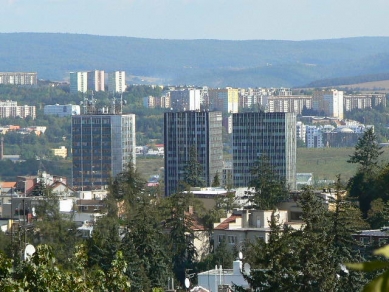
[0,100,36,119]
[70,70,105,94]
[233,112,296,189]
[164,111,223,196]
[108,71,126,93]
[71,114,136,190]
[312,89,344,119]
[0,72,37,85]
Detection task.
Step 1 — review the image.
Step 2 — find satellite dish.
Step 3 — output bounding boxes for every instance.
[24,244,36,261]
[184,278,190,289]
[238,251,243,260]
[243,263,251,275]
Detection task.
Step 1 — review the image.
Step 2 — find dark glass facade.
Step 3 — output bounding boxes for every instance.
[164,111,223,196]
[232,112,296,189]
[71,114,135,190]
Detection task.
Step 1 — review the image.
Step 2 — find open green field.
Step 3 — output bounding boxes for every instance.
[136,156,164,181]
[136,147,389,183]
[297,147,389,181]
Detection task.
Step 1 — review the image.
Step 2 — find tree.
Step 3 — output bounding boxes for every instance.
[183,145,205,188]
[245,155,289,210]
[347,127,383,172]
[328,176,369,291]
[211,171,220,187]
[347,244,389,292]
[121,195,170,291]
[243,211,299,291]
[165,191,198,286]
[107,161,146,218]
[86,216,122,273]
[367,198,389,229]
[0,244,130,291]
[347,128,384,218]
[32,187,80,267]
[242,186,368,291]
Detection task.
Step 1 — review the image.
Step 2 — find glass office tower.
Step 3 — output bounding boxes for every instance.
[72,114,136,190]
[164,111,223,196]
[232,112,296,189]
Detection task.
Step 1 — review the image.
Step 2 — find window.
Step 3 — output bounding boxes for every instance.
[228,235,236,244]
[218,235,226,243]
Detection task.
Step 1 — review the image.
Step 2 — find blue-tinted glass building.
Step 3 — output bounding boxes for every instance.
[232,112,296,189]
[71,114,136,190]
[164,111,223,196]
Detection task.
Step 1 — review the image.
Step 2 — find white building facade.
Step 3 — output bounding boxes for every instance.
[108,71,126,93]
[44,104,80,117]
[170,88,201,111]
[312,89,344,119]
[70,71,88,94]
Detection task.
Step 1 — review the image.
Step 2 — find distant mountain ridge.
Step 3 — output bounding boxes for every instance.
[2,33,389,87]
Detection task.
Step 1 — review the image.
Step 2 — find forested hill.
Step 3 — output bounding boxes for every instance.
[2,33,389,87]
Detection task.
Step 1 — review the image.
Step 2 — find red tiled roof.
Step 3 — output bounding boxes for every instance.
[214,214,242,230]
[1,182,17,188]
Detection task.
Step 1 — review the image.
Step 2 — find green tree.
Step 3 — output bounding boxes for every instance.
[86,216,121,273]
[121,195,170,291]
[329,176,369,291]
[347,127,383,172]
[108,161,146,218]
[0,244,130,291]
[243,186,368,291]
[183,145,205,188]
[211,171,220,187]
[367,198,389,229]
[348,128,384,217]
[243,211,299,291]
[165,192,198,286]
[245,155,289,210]
[31,187,80,267]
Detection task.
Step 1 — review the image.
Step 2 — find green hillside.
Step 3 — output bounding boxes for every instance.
[3,33,389,87]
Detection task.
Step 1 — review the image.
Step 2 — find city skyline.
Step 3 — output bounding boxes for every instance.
[0,0,388,41]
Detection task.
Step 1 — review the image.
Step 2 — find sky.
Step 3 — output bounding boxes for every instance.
[0,0,389,41]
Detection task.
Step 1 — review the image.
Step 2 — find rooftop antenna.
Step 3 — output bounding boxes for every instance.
[119,93,123,114]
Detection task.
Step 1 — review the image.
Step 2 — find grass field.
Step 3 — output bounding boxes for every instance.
[136,147,389,183]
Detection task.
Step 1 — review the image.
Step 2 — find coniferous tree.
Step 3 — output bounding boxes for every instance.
[245,155,289,210]
[183,145,205,188]
[165,192,198,286]
[367,198,389,229]
[328,176,368,291]
[121,195,170,290]
[211,171,220,187]
[347,128,383,217]
[347,127,383,172]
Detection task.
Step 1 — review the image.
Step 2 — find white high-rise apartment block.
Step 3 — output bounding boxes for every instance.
[170,88,201,111]
[209,87,239,113]
[296,121,306,143]
[70,70,105,94]
[70,71,88,94]
[306,126,324,148]
[87,70,105,92]
[108,71,126,93]
[267,95,312,115]
[0,100,36,119]
[312,89,344,119]
[0,72,37,85]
